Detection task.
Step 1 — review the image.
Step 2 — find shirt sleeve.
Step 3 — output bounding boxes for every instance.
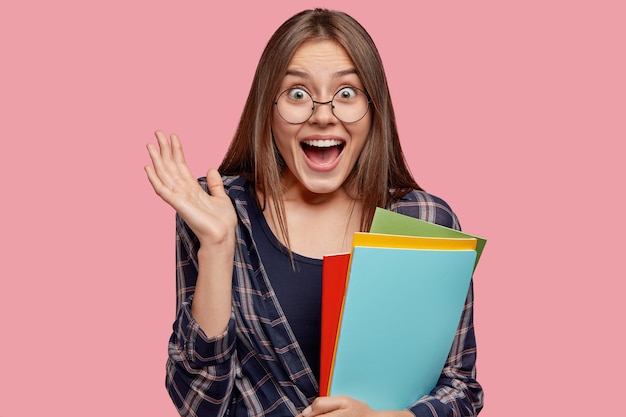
[394,192,484,416]
[164,213,237,417]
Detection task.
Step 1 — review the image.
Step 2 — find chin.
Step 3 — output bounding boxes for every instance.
[282,164,351,197]
[300,176,347,196]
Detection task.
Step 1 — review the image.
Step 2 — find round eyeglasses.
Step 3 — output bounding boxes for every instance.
[273,86,371,124]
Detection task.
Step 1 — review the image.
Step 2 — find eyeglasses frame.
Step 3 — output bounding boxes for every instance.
[273,86,372,125]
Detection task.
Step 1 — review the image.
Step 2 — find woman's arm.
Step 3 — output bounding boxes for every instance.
[145,131,239,416]
[165,215,238,417]
[145,131,237,336]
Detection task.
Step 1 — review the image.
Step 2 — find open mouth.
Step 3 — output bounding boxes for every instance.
[301,139,345,166]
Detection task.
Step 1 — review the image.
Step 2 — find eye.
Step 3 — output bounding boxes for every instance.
[335,87,357,101]
[287,88,309,101]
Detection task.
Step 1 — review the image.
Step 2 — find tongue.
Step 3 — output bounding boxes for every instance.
[304,146,341,165]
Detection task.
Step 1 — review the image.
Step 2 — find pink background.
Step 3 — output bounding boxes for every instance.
[1,1,624,416]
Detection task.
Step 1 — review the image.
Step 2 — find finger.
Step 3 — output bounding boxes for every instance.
[144,164,170,200]
[169,133,187,163]
[149,132,194,187]
[206,168,227,198]
[146,142,174,185]
[146,142,162,167]
[303,396,350,416]
[170,133,195,178]
[154,130,173,162]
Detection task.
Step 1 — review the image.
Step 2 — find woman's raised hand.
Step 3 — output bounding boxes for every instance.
[144,131,237,247]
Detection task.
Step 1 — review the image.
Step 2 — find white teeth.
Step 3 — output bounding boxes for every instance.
[302,139,343,148]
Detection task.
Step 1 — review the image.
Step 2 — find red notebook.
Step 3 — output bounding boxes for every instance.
[319,252,350,396]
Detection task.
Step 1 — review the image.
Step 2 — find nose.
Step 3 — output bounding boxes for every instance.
[308,99,337,125]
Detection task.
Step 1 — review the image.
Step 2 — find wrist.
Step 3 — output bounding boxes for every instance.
[197,234,236,257]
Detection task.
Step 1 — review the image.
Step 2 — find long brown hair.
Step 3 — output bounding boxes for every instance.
[219,8,421,246]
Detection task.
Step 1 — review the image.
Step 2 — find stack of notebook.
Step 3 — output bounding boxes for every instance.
[319,207,486,410]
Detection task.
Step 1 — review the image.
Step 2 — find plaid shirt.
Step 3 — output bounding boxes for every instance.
[166,175,483,417]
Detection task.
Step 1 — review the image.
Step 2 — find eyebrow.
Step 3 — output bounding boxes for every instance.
[285,68,358,78]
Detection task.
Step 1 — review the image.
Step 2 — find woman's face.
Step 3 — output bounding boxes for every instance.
[271,40,372,198]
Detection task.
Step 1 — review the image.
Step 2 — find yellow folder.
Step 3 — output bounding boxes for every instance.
[352,232,477,251]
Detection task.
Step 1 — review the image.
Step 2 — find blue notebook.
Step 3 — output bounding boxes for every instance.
[328,246,476,410]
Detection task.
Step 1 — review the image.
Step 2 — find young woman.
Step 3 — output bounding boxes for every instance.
[145,8,483,417]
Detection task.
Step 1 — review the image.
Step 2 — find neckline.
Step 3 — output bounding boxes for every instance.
[248,194,322,266]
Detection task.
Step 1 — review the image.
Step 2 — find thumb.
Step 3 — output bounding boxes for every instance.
[206,168,227,197]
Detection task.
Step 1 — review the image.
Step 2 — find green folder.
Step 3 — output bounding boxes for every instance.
[370,207,487,271]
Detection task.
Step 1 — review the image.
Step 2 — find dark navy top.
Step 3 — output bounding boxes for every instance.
[246,189,323,381]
